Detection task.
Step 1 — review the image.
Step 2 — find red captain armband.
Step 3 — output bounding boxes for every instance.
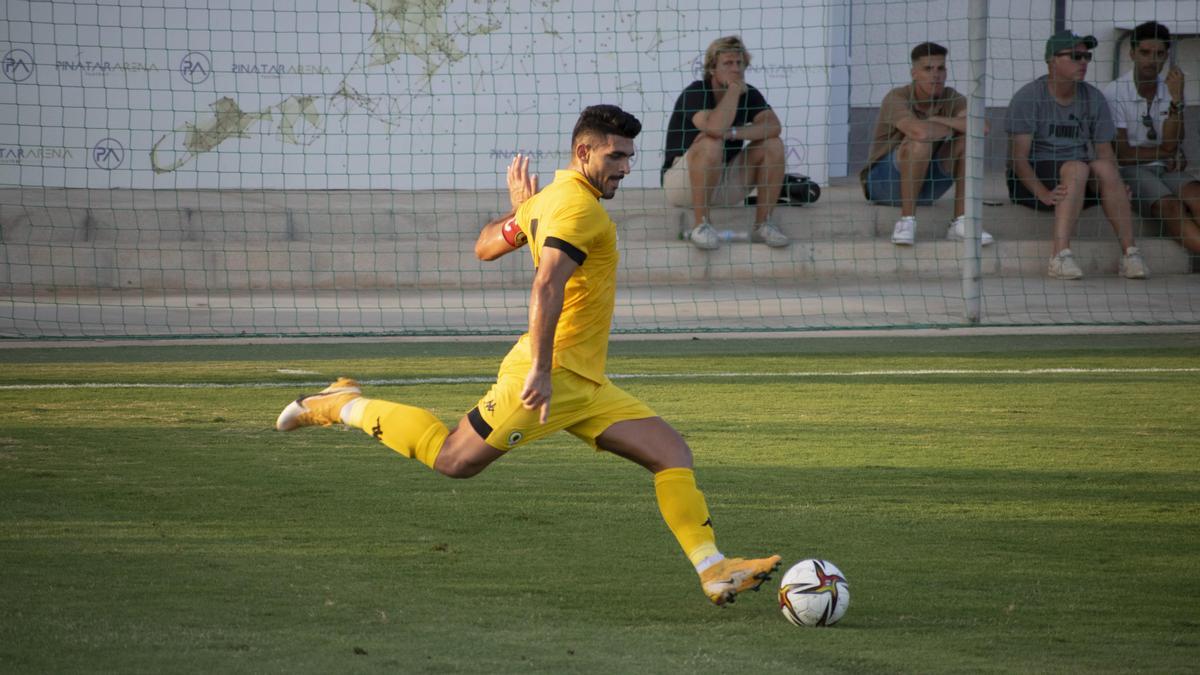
[501,217,527,248]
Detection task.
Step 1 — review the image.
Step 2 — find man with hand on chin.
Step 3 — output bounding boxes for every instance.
[1103,21,1200,261]
[663,35,789,250]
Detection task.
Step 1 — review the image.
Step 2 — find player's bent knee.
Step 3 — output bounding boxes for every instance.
[595,417,694,473]
[433,453,487,479]
[432,435,504,478]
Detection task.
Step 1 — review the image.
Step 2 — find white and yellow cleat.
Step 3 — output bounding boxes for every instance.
[700,554,783,606]
[275,377,362,431]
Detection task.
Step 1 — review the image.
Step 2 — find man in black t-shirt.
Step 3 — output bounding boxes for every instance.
[662,35,788,249]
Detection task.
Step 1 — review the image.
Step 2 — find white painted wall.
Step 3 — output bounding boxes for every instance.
[0,0,843,190]
[2,0,1198,188]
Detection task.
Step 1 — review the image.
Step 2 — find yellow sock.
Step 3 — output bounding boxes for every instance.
[654,467,720,567]
[345,399,448,470]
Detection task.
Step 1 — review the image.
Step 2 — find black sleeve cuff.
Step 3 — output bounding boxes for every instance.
[544,236,587,266]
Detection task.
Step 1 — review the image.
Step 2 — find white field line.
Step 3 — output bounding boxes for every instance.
[1,367,1197,390]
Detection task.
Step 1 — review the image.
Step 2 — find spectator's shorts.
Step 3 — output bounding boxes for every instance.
[1007,158,1100,211]
[1119,164,1200,217]
[862,143,954,206]
[662,150,752,208]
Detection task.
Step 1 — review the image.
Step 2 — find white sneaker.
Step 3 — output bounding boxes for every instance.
[751,220,790,248]
[891,216,916,246]
[946,216,994,246]
[1048,249,1084,280]
[1120,246,1148,279]
[689,221,720,250]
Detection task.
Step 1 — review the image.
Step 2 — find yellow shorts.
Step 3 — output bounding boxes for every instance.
[467,361,657,451]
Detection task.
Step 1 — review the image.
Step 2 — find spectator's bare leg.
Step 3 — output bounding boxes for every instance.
[685,135,726,226]
[745,136,785,224]
[948,136,966,219]
[1175,182,1200,254]
[897,138,933,218]
[1153,192,1200,255]
[1054,161,1090,255]
[1091,159,1136,251]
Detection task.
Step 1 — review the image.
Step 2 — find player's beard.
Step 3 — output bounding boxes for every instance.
[587,170,622,199]
[601,175,622,199]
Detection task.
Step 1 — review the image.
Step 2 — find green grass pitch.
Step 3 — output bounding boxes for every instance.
[1,333,1198,672]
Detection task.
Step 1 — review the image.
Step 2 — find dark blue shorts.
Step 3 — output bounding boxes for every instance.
[863,144,954,206]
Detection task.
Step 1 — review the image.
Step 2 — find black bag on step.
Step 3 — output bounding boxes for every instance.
[745,173,820,206]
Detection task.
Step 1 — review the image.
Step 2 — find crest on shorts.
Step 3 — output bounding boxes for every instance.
[506,430,524,447]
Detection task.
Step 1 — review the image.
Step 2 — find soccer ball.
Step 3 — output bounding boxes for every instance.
[778,559,850,627]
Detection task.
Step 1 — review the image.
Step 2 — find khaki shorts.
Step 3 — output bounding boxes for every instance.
[662,150,753,208]
[468,360,657,451]
[1119,164,1200,218]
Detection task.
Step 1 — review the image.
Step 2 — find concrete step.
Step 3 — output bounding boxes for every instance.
[1,180,1193,292]
[1,237,1188,291]
[0,178,1179,245]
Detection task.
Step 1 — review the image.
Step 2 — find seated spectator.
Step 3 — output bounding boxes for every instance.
[862,42,993,246]
[1007,30,1148,280]
[1102,21,1200,261]
[663,35,789,250]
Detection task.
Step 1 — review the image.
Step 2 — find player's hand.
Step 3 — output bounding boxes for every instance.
[507,154,539,211]
[1165,67,1185,103]
[725,79,746,97]
[520,369,552,424]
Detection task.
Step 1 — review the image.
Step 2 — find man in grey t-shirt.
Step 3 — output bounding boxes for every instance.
[1007,30,1148,280]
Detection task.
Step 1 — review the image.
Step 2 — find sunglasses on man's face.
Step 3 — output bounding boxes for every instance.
[1055,51,1093,62]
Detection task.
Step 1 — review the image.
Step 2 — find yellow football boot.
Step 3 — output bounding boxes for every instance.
[700,554,782,606]
[275,377,362,431]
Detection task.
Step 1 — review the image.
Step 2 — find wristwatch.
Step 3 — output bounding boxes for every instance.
[730,126,738,140]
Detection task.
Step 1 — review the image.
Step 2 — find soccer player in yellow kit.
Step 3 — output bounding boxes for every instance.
[275,105,780,606]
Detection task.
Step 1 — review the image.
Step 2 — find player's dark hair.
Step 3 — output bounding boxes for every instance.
[571,104,642,144]
[1131,21,1171,48]
[911,41,948,63]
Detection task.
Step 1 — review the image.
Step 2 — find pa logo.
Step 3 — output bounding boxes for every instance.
[92,138,124,170]
[179,51,211,84]
[506,430,524,447]
[3,48,34,82]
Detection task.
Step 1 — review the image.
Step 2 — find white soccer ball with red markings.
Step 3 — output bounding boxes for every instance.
[778,559,850,627]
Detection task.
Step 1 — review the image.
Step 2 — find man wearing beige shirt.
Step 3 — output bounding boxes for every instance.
[861,42,994,246]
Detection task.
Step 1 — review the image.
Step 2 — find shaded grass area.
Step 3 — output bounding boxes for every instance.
[0,334,1198,672]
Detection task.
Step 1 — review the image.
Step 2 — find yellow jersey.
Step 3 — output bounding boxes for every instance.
[506,169,618,384]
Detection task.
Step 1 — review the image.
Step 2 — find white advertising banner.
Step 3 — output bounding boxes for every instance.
[0,0,841,190]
